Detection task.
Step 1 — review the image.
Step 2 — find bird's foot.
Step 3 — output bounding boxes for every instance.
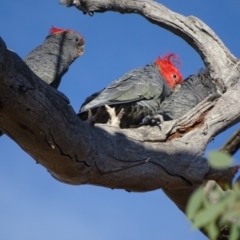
[105,104,124,127]
[86,108,101,126]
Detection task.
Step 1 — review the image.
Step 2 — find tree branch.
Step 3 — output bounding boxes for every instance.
[0,37,208,190]
[220,128,240,155]
[58,1,240,238]
[0,33,239,190]
[2,0,240,238]
[0,0,239,201]
[61,0,240,87]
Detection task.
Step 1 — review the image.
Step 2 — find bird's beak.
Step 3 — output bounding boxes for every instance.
[77,37,85,56]
[77,45,84,56]
[173,83,181,92]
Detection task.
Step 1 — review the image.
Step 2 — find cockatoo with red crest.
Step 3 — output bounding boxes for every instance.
[160,69,220,120]
[24,26,84,88]
[78,54,183,128]
[0,27,85,137]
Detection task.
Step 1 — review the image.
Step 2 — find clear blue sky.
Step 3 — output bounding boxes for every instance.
[0,1,240,239]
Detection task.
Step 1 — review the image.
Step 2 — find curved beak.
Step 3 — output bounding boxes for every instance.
[173,83,181,92]
[77,37,84,56]
[77,45,84,56]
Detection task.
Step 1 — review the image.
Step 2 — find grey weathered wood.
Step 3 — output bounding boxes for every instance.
[61,0,240,88]
[220,128,240,155]
[0,35,240,189]
[0,38,209,190]
[60,0,240,213]
[1,1,240,238]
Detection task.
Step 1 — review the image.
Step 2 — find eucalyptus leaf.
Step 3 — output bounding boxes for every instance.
[230,225,239,240]
[208,151,233,169]
[206,222,218,240]
[186,187,203,220]
[194,200,228,228]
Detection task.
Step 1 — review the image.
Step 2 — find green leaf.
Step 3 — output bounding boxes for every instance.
[232,183,240,193]
[208,151,233,169]
[230,225,240,240]
[236,218,240,228]
[205,222,218,240]
[186,187,204,221]
[194,200,228,229]
[219,209,237,226]
[193,209,211,228]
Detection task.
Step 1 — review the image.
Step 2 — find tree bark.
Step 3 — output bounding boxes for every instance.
[61,0,239,88]
[1,0,240,238]
[1,41,239,191]
[220,128,240,155]
[0,42,209,189]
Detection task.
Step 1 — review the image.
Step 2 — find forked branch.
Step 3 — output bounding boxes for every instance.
[61,0,240,85]
[1,0,240,238]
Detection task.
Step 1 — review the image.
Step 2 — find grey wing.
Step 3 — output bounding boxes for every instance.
[24,46,57,86]
[160,71,218,120]
[80,64,165,112]
[79,89,105,111]
[160,90,199,120]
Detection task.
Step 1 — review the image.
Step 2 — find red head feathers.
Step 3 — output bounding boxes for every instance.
[155,53,183,89]
[49,26,84,45]
[49,26,69,35]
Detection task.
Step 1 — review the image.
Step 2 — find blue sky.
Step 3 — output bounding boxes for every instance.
[0,1,240,239]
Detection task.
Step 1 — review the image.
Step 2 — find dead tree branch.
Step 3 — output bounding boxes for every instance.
[57,1,240,238]
[1,0,240,238]
[1,36,239,191]
[61,0,240,87]
[220,128,240,155]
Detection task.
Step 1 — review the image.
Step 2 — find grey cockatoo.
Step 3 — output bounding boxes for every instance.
[160,69,220,120]
[24,26,84,88]
[0,27,84,137]
[78,54,183,128]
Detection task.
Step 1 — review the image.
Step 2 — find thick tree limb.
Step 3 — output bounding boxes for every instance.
[2,0,240,238]
[0,38,207,190]
[0,34,240,189]
[58,1,240,238]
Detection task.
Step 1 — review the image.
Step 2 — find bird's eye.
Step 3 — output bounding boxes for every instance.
[75,38,79,42]
[173,74,177,80]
